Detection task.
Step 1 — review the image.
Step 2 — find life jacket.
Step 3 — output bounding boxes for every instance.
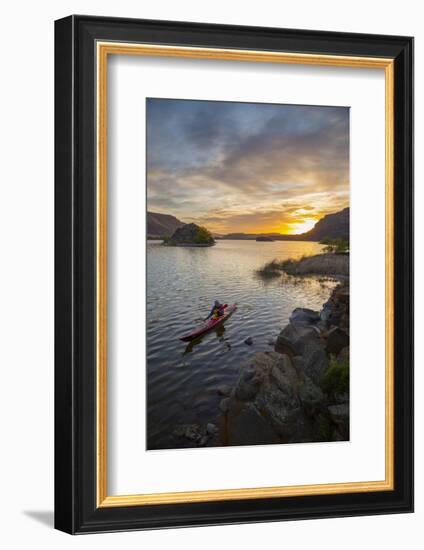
[212,305,224,319]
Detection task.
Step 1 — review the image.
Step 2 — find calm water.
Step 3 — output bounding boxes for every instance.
[147,239,335,449]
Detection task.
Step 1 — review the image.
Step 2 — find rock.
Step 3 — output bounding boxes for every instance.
[320,283,349,328]
[184,424,202,442]
[339,313,349,330]
[334,391,349,404]
[235,372,261,401]
[276,322,321,356]
[274,334,297,356]
[241,363,256,381]
[332,428,346,441]
[219,397,231,413]
[199,435,209,446]
[335,286,349,304]
[328,404,349,440]
[246,354,303,438]
[337,346,349,364]
[206,423,218,435]
[290,307,320,326]
[225,402,281,445]
[217,385,232,396]
[325,327,349,356]
[167,223,215,246]
[276,325,330,386]
[302,339,329,386]
[244,336,253,345]
[298,375,325,415]
[172,425,187,437]
[328,404,349,419]
[292,355,305,374]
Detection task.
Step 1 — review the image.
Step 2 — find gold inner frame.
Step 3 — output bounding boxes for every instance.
[96,42,395,508]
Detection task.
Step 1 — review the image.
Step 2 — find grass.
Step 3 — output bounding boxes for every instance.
[320,237,349,254]
[255,259,288,278]
[256,253,349,279]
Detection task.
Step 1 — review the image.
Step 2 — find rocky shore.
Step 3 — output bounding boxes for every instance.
[173,282,349,447]
[257,253,349,279]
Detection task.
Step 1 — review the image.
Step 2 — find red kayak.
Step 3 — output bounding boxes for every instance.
[180,304,237,342]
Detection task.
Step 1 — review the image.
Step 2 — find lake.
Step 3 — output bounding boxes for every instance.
[147,239,336,449]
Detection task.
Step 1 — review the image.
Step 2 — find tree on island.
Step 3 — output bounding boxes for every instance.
[165,223,215,246]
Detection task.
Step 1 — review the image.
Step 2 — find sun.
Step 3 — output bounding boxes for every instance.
[289,218,317,235]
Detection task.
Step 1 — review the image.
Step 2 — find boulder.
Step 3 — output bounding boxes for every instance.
[234,362,261,401]
[274,334,297,356]
[320,283,349,328]
[206,423,219,435]
[290,307,320,326]
[225,402,281,445]
[328,404,350,440]
[337,345,350,364]
[325,327,349,356]
[219,397,231,413]
[275,322,321,356]
[298,375,325,415]
[217,384,232,397]
[334,286,349,304]
[244,336,253,346]
[328,404,349,420]
[234,353,307,440]
[302,339,329,386]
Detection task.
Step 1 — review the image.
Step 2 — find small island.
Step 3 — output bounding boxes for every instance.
[164,223,215,247]
[256,236,274,242]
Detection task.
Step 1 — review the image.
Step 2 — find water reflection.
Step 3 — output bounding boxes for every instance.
[146,239,335,449]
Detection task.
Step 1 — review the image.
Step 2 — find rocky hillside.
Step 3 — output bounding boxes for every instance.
[301,207,349,241]
[147,211,184,238]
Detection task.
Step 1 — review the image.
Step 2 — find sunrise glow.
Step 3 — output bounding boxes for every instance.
[287,218,319,235]
[147,99,349,235]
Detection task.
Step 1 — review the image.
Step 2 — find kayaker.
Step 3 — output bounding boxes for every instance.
[205,300,225,321]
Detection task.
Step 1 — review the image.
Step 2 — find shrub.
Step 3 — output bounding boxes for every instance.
[255,259,283,278]
[323,354,349,398]
[194,226,214,244]
[320,238,349,254]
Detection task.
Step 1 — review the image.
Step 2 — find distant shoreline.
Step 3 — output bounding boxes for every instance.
[147,237,319,243]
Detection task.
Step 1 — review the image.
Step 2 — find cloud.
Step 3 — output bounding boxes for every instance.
[146,98,349,233]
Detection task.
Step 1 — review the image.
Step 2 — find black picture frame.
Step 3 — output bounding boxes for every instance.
[55,15,414,534]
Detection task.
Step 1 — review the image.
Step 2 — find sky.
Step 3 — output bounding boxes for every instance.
[146,98,349,235]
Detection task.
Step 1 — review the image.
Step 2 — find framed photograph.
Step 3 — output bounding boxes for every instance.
[54,15,413,534]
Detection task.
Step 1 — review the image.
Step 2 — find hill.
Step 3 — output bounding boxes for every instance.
[220,208,349,242]
[147,211,185,238]
[301,207,349,241]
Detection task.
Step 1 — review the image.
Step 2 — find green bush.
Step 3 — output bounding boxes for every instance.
[323,355,349,398]
[194,226,214,244]
[320,238,349,254]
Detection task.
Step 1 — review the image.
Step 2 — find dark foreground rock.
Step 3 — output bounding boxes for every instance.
[218,282,350,446]
[223,351,331,444]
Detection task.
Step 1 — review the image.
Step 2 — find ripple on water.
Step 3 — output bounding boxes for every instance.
[146,240,336,449]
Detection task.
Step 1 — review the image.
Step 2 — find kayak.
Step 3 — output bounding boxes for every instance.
[180,304,237,342]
